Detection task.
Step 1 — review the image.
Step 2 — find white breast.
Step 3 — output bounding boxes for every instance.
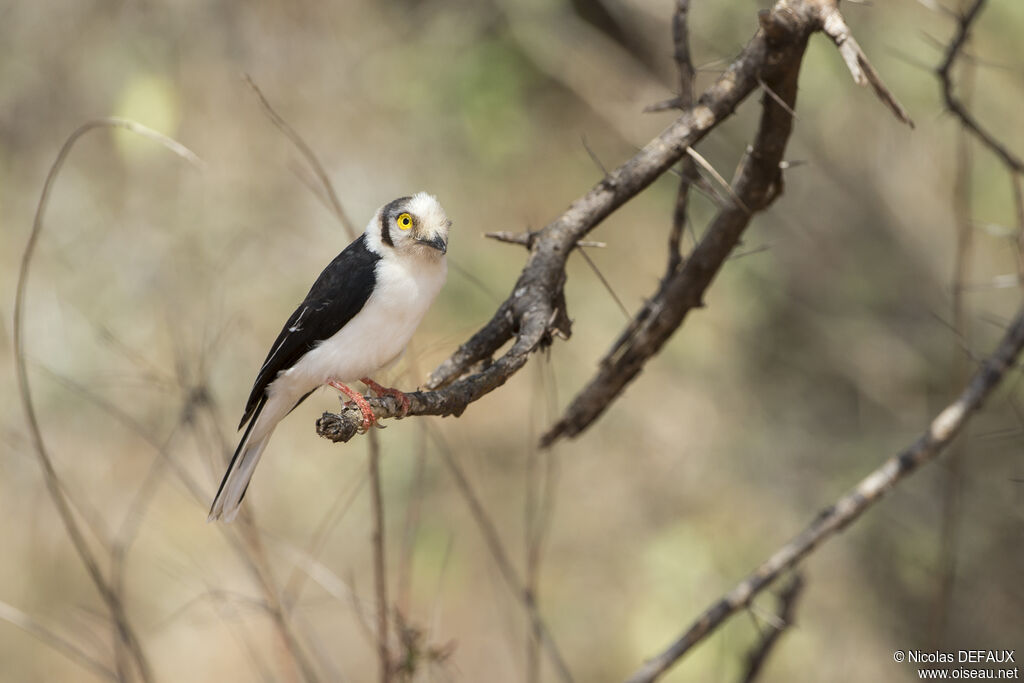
[268,253,447,403]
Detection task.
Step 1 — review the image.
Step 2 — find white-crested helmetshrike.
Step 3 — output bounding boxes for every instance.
[208,192,450,522]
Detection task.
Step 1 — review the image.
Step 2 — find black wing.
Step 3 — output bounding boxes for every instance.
[238,233,381,430]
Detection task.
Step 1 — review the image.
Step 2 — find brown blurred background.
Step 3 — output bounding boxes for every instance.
[1,0,1022,681]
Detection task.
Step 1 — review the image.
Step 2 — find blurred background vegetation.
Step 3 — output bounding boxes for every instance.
[1,0,1022,681]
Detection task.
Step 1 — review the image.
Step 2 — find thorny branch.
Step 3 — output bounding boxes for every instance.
[541,0,811,445]
[317,0,913,444]
[623,303,1024,683]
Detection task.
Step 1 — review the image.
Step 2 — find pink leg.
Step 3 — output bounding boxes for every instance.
[327,379,377,433]
[361,377,411,418]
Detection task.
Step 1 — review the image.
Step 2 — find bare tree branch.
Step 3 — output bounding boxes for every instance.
[541,5,808,446]
[623,304,1024,683]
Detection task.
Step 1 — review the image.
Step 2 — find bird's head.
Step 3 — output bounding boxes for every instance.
[370,192,450,260]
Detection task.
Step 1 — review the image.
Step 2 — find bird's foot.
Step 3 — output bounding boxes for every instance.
[360,377,411,418]
[327,379,380,433]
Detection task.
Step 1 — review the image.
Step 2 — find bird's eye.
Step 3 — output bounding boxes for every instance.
[397,213,413,230]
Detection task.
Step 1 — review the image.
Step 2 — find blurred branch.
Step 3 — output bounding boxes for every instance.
[367,431,392,683]
[14,117,201,683]
[931,30,975,645]
[936,0,1023,173]
[395,347,430,623]
[396,424,428,617]
[1013,176,1024,281]
[623,304,1024,683]
[232,509,324,683]
[0,599,118,682]
[424,424,574,683]
[525,359,562,683]
[282,472,368,611]
[243,74,359,240]
[320,0,913,445]
[188,389,324,682]
[739,574,804,683]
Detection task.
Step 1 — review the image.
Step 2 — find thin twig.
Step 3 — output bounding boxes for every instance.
[624,304,1024,683]
[243,74,359,240]
[484,231,606,249]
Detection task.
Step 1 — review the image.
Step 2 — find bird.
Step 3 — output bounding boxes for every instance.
[208,192,450,522]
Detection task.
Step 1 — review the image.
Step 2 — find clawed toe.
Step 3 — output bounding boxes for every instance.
[330,379,381,433]
[329,378,411,432]
[361,377,411,419]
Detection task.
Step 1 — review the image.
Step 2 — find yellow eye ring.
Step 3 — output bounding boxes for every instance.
[397,212,413,230]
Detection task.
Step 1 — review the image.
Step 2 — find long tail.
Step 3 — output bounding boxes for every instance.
[208,396,277,523]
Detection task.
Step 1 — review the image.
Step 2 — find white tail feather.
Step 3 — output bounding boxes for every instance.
[207,428,275,522]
